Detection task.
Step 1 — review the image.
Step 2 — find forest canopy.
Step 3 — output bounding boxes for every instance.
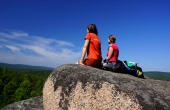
[0,66,52,109]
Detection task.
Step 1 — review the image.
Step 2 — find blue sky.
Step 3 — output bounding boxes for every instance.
[0,0,170,72]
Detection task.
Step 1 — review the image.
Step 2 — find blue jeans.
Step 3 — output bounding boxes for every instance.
[102,62,116,70]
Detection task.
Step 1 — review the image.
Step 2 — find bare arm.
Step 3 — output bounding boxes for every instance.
[79,39,90,64]
[106,47,113,60]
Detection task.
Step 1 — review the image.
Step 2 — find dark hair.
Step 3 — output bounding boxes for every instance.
[87,24,98,36]
[109,35,116,43]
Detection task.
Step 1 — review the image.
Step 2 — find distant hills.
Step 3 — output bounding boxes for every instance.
[0,62,54,70]
[0,62,170,82]
[144,71,170,82]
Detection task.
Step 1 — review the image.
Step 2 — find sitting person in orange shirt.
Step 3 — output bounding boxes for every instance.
[102,35,119,70]
[76,24,103,69]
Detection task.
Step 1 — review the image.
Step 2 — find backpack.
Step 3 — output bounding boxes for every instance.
[122,60,144,78]
[102,59,144,78]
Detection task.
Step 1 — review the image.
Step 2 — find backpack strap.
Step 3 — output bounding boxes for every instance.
[122,61,131,70]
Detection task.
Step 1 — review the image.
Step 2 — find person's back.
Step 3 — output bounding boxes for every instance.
[86,33,102,62]
[106,43,119,62]
[76,24,102,69]
[102,35,119,70]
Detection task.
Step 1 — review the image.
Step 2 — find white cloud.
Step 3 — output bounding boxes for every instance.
[0,38,8,42]
[4,45,20,52]
[0,31,28,38]
[0,30,81,68]
[12,32,28,37]
[55,40,74,47]
[0,32,12,38]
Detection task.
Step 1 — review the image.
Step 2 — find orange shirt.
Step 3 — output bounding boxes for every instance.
[85,33,102,61]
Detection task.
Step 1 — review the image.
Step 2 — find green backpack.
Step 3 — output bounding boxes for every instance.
[124,61,143,77]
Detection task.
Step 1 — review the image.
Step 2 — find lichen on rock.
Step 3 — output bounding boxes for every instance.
[43,64,170,110]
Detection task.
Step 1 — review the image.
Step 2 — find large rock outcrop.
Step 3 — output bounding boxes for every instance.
[1,96,43,110]
[43,64,170,110]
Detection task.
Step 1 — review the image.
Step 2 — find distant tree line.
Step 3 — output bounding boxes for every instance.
[0,66,52,109]
[144,72,170,82]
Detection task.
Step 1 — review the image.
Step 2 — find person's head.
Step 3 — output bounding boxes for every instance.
[108,35,116,44]
[87,24,98,36]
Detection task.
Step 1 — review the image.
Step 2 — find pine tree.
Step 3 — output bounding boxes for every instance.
[14,79,31,101]
[2,80,18,104]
